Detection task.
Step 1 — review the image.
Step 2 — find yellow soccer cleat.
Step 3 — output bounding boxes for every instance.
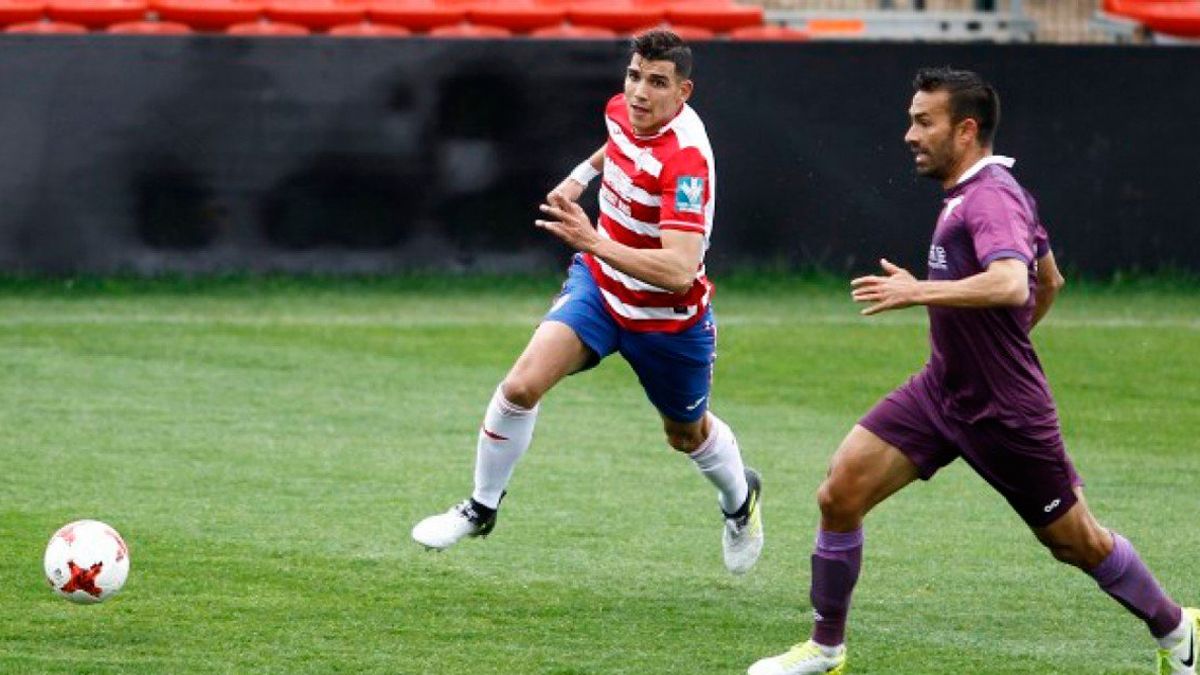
[748,640,846,675]
[724,467,764,575]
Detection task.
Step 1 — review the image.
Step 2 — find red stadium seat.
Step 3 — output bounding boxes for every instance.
[1106,0,1200,37]
[47,0,145,28]
[226,18,308,33]
[529,22,614,38]
[728,24,808,41]
[5,18,87,30]
[468,1,563,33]
[665,1,761,32]
[107,18,191,31]
[153,0,263,30]
[265,0,365,30]
[567,0,663,32]
[427,21,509,37]
[0,0,47,26]
[328,19,408,34]
[635,22,713,40]
[366,0,461,31]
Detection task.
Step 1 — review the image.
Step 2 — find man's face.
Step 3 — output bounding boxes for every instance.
[904,89,969,181]
[624,54,692,136]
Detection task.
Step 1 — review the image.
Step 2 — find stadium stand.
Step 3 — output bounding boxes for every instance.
[0,0,1177,44]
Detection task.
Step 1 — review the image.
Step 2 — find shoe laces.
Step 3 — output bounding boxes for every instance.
[452,500,484,524]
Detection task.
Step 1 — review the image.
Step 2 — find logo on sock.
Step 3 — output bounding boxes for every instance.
[812,610,825,622]
[481,427,509,441]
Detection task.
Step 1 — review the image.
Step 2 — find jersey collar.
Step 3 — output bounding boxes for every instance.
[952,154,1016,189]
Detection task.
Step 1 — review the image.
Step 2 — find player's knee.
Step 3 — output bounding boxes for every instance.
[499,377,542,409]
[816,480,865,526]
[1040,528,1111,569]
[664,428,703,453]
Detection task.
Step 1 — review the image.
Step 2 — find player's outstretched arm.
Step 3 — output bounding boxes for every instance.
[1031,250,1065,329]
[547,145,606,204]
[535,193,702,294]
[852,257,1029,316]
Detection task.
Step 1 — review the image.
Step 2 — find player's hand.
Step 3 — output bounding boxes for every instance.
[547,178,585,204]
[851,258,920,316]
[536,192,600,253]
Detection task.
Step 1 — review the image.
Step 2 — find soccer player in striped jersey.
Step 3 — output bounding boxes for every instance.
[748,67,1196,675]
[412,30,764,575]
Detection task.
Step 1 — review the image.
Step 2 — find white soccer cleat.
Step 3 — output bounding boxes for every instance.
[411,498,498,550]
[748,640,846,675]
[723,467,764,575]
[1159,607,1200,675]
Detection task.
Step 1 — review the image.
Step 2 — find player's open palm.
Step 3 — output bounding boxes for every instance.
[536,193,599,253]
[851,258,919,315]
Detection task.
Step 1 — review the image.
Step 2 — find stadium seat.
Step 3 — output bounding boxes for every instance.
[153,0,263,30]
[328,19,408,34]
[265,0,365,30]
[47,0,146,28]
[427,21,509,37]
[728,24,808,41]
[468,1,563,33]
[226,18,309,33]
[566,0,663,33]
[664,1,761,32]
[365,0,462,31]
[1105,0,1200,37]
[529,22,614,38]
[107,18,191,31]
[5,18,87,30]
[0,0,47,27]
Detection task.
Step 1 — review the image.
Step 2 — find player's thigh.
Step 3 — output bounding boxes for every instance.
[504,321,595,404]
[820,425,921,521]
[621,313,716,428]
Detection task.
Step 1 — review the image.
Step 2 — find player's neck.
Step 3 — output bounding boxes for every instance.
[941,147,992,190]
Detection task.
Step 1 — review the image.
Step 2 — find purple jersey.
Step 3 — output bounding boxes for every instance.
[924,156,1055,425]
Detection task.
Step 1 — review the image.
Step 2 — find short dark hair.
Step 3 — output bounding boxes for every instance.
[913,67,1000,146]
[631,29,692,80]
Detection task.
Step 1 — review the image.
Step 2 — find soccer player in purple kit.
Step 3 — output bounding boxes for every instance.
[748,67,1198,675]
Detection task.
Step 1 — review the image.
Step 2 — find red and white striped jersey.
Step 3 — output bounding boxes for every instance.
[582,93,716,333]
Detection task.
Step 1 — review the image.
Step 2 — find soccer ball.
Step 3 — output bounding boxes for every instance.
[43,520,130,604]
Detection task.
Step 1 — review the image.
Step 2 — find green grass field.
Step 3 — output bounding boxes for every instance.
[1,277,1197,674]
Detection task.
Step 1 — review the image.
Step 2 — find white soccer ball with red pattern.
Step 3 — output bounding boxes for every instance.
[43,520,130,604]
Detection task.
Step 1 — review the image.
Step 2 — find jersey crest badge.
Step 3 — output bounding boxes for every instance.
[675,176,705,214]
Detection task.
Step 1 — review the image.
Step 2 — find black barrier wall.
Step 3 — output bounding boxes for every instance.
[0,36,1197,276]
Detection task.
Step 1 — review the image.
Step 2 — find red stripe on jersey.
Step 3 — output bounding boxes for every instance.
[599,217,661,249]
[599,179,662,223]
[584,254,707,308]
[660,221,707,234]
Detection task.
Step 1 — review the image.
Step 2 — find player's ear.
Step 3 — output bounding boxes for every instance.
[958,116,979,146]
[679,78,694,102]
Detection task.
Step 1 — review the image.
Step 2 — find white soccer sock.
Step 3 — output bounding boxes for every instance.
[1156,611,1191,649]
[687,413,749,514]
[471,385,538,510]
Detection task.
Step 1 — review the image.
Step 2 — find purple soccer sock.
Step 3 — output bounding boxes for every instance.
[810,527,863,647]
[1087,532,1182,638]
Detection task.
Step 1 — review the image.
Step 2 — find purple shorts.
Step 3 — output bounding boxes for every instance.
[859,371,1083,528]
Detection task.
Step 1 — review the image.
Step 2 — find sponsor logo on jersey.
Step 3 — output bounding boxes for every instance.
[675,176,705,214]
[928,244,948,270]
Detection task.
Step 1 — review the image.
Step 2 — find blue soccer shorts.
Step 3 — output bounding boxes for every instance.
[544,255,716,423]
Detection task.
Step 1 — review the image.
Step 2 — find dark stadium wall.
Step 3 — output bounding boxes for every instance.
[0,36,1196,276]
